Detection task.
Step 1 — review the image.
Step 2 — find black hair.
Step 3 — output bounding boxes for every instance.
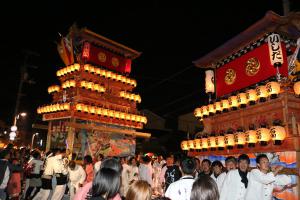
[142,155,151,163]
[84,155,93,164]
[191,176,219,200]
[69,160,76,169]
[91,167,120,199]
[32,151,41,159]
[152,197,171,200]
[201,159,211,166]
[211,160,223,168]
[180,157,196,175]
[0,149,10,159]
[225,156,237,164]
[100,157,122,174]
[238,154,250,164]
[256,154,268,164]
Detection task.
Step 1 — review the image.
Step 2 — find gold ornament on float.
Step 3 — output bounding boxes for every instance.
[112,57,119,67]
[98,52,107,62]
[245,57,260,76]
[224,68,236,85]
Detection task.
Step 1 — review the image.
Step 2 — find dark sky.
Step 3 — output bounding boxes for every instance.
[0,1,299,129]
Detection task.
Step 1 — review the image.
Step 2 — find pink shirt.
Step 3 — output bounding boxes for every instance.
[85,164,94,183]
[73,182,122,200]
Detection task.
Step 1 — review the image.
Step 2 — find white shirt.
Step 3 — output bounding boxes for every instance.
[28,159,44,174]
[121,163,131,196]
[211,172,226,192]
[244,169,291,200]
[43,155,68,176]
[94,161,101,173]
[129,165,139,182]
[165,175,194,200]
[139,163,153,186]
[220,169,249,200]
[0,165,10,189]
[68,164,86,189]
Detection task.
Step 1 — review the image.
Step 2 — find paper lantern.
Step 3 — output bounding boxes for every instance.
[90,66,95,74]
[294,81,300,97]
[102,109,108,116]
[95,68,101,75]
[106,71,112,78]
[201,106,209,118]
[188,140,195,150]
[135,115,141,122]
[96,108,102,115]
[237,93,248,108]
[234,131,246,148]
[205,70,215,93]
[221,99,229,112]
[201,137,208,151]
[208,104,215,115]
[108,110,114,118]
[224,134,235,149]
[257,128,271,146]
[228,96,239,110]
[270,126,286,145]
[208,136,217,150]
[256,85,269,102]
[74,63,80,71]
[89,106,96,114]
[194,108,202,118]
[115,112,120,119]
[84,64,90,72]
[194,139,202,152]
[266,81,280,99]
[245,130,257,147]
[246,89,257,105]
[181,141,189,151]
[213,101,222,114]
[216,135,225,150]
[101,70,106,77]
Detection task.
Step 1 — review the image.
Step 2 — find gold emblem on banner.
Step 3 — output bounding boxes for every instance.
[225,68,236,85]
[245,57,260,76]
[112,57,119,67]
[98,52,107,62]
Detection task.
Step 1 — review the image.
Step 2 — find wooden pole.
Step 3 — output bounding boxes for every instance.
[46,121,52,152]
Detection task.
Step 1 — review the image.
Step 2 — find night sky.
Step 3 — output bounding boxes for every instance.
[0,1,299,130]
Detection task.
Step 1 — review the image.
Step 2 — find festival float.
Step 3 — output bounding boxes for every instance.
[183,11,300,199]
[37,25,150,159]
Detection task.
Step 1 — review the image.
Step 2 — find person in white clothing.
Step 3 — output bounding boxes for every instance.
[120,157,131,197]
[220,154,250,200]
[245,154,291,200]
[0,149,11,200]
[210,160,226,192]
[165,157,196,200]
[139,155,153,187]
[128,157,139,185]
[94,154,104,174]
[68,160,86,200]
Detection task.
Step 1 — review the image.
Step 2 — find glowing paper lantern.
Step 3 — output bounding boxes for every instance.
[224,133,235,149]
[257,128,271,146]
[294,81,300,97]
[201,106,209,118]
[208,104,215,115]
[270,126,286,145]
[256,85,269,102]
[201,137,208,151]
[246,89,257,105]
[237,93,248,108]
[245,130,257,147]
[213,101,222,114]
[221,99,229,112]
[208,136,217,150]
[205,70,215,93]
[188,140,195,150]
[234,131,246,148]
[194,139,202,152]
[216,135,225,150]
[228,96,239,110]
[194,108,202,118]
[266,81,280,99]
[181,141,189,151]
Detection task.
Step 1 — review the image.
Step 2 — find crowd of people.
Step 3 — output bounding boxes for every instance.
[0,143,295,200]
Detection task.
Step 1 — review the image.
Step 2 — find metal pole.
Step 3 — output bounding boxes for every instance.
[31,134,36,149]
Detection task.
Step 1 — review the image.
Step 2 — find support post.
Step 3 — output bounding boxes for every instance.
[46,121,52,152]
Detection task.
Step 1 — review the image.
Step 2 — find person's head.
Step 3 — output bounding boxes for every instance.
[100,157,123,175]
[190,176,220,200]
[142,155,151,164]
[180,157,196,175]
[211,160,223,175]
[201,159,211,174]
[69,160,76,170]
[98,154,104,161]
[32,151,41,159]
[157,155,164,162]
[126,180,152,200]
[0,149,10,160]
[92,167,121,199]
[84,155,93,165]
[152,197,171,200]
[194,157,201,171]
[166,155,174,166]
[238,154,250,172]
[129,157,137,166]
[256,154,269,172]
[225,156,237,171]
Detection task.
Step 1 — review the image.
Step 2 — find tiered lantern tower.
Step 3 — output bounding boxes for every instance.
[37,26,150,158]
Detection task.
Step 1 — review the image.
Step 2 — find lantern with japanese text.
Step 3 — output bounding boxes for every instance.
[188,140,195,151]
[225,129,235,149]
[201,106,209,118]
[245,129,257,147]
[228,95,239,110]
[208,134,217,151]
[270,126,286,145]
[237,92,248,108]
[221,99,229,112]
[234,130,246,148]
[257,128,271,146]
[181,141,189,151]
[246,89,257,105]
[194,139,202,152]
[201,137,208,151]
[213,101,222,114]
[266,81,281,99]
[216,133,225,150]
[256,85,269,102]
[208,104,215,116]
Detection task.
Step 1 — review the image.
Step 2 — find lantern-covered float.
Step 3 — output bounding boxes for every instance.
[37,25,150,159]
[186,11,300,199]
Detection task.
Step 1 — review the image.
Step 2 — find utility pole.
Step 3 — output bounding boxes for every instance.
[13,49,39,125]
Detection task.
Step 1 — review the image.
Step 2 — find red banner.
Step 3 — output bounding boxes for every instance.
[216,43,288,97]
[82,42,132,74]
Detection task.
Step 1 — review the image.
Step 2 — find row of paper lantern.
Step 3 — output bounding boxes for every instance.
[80,81,106,93]
[75,103,147,124]
[120,91,141,103]
[194,81,281,118]
[56,63,137,87]
[181,126,287,150]
[48,85,60,94]
[62,80,76,89]
[56,63,81,76]
[37,103,70,114]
